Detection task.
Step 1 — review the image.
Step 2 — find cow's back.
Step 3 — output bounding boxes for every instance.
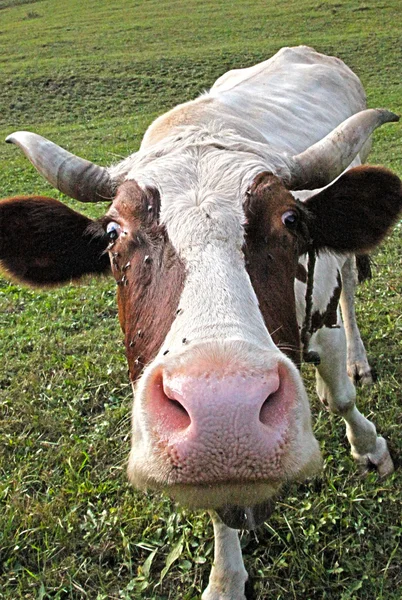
[142,46,367,158]
[209,46,367,154]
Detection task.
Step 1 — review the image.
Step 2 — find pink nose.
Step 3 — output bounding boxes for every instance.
[147,363,296,481]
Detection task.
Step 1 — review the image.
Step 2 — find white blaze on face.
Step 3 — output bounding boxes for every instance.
[162,212,276,352]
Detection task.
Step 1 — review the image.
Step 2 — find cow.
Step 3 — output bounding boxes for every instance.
[1,46,401,599]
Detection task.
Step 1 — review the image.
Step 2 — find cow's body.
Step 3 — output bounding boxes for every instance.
[2,47,401,599]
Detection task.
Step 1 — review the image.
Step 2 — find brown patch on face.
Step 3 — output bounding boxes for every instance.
[311,272,342,333]
[244,173,310,366]
[103,181,185,381]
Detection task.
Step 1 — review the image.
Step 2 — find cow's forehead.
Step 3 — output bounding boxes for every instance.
[114,145,290,253]
[125,137,290,203]
[111,159,304,270]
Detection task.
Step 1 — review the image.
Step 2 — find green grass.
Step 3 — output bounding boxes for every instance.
[0,0,401,598]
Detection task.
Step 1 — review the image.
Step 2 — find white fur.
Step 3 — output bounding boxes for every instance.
[202,513,248,600]
[310,321,393,475]
[340,257,374,384]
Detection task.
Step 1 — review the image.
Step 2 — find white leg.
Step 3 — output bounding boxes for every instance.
[202,512,248,600]
[340,256,373,384]
[310,319,394,476]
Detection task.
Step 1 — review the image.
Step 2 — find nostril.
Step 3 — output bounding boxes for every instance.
[259,387,282,425]
[150,372,191,434]
[166,396,191,428]
[258,369,294,429]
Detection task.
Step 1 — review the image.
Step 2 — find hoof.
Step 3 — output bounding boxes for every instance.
[347,361,374,386]
[354,439,395,478]
[373,452,395,477]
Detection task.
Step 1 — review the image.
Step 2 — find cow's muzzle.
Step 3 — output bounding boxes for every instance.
[128,341,321,509]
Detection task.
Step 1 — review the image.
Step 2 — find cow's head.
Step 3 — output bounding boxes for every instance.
[1,110,401,527]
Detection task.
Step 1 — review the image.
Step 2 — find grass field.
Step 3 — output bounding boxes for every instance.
[0,0,401,598]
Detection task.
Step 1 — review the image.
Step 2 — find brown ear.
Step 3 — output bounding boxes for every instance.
[304,166,402,253]
[0,196,110,286]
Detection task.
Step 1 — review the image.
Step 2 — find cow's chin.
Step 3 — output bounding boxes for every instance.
[170,441,321,511]
[168,481,281,511]
[128,435,322,525]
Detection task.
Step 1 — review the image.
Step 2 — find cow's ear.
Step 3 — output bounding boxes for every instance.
[0,196,110,286]
[304,166,402,253]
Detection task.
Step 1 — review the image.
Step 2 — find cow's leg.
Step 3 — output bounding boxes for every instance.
[202,512,248,600]
[310,321,394,476]
[340,256,373,385]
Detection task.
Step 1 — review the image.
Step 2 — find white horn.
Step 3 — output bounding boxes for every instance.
[288,109,399,190]
[6,131,115,202]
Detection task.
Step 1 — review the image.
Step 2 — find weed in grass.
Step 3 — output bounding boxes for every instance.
[22,10,41,20]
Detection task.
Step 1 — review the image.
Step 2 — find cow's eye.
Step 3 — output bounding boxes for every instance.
[106,221,121,242]
[281,210,298,228]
